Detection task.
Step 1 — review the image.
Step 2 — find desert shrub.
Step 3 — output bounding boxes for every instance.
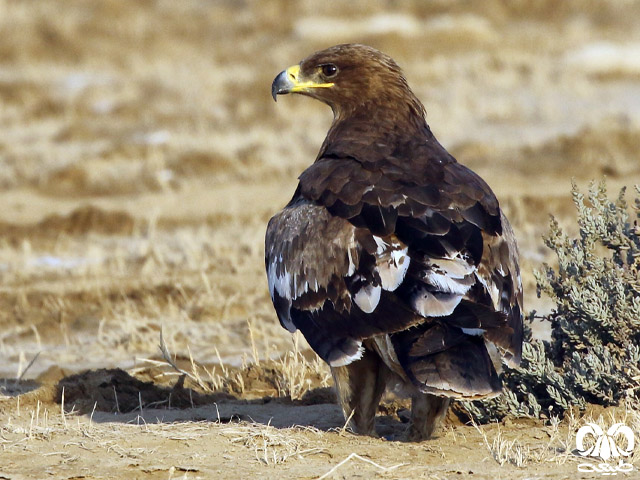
[459,181,640,422]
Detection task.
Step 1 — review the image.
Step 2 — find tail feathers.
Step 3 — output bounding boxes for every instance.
[446,301,509,330]
[504,302,523,367]
[407,323,467,357]
[401,334,502,399]
[446,300,520,367]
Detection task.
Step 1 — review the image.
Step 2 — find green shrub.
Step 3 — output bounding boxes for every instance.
[459,181,640,422]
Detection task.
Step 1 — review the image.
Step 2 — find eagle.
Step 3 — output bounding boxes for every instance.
[266,44,522,440]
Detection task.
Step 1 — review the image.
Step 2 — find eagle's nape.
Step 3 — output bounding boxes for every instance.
[266,44,523,441]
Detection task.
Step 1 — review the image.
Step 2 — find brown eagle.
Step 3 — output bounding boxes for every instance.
[266,44,522,440]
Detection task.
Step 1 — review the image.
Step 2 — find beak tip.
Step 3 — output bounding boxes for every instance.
[271,69,291,103]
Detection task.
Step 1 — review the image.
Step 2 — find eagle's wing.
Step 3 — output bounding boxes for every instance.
[266,154,523,397]
[266,195,423,366]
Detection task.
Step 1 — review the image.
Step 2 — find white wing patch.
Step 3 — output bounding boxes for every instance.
[409,253,478,318]
[373,235,388,254]
[351,236,410,314]
[353,284,381,313]
[328,342,365,367]
[346,247,356,276]
[422,270,472,295]
[461,327,485,336]
[267,256,318,302]
[267,256,292,301]
[266,257,296,332]
[377,247,410,291]
[430,257,475,278]
[413,289,462,317]
[373,235,410,292]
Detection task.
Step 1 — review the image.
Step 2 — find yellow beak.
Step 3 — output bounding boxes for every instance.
[271,65,334,101]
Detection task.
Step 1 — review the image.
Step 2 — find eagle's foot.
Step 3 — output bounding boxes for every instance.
[406,393,451,441]
[330,348,390,437]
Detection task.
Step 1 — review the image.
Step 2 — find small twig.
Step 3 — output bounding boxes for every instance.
[61,387,68,428]
[316,453,407,480]
[154,329,210,392]
[113,385,120,413]
[339,409,356,436]
[214,346,228,377]
[158,329,184,373]
[16,351,41,383]
[89,401,97,426]
[247,317,260,366]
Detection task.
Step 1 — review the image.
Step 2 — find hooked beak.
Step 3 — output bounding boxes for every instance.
[271,68,294,101]
[271,64,334,102]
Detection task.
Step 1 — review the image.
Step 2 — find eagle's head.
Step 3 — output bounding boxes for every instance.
[272,44,425,122]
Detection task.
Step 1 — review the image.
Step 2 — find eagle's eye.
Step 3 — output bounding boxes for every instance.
[320,64,338,78]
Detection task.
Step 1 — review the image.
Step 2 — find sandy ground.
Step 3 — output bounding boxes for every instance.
[1,0,640,478]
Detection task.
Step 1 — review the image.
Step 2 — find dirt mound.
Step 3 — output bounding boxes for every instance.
[49,364,445,434]
[45,360,337,415]
[524,119,640,178]
[38,205,136,236]
[169,150,237,177]
[57,369,234,414]
[453,118,640,181]
[0,205,135,243]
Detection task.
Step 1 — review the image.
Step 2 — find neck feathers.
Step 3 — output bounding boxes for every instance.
[321,92,431,161]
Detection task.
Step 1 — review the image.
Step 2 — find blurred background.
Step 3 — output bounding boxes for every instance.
[1,0,639,380]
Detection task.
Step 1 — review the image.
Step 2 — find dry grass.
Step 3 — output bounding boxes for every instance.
[572,404,640,466]
[316,453,408,479]
[220,423,325,465]
[4,389,635,480]
[0,214,296,380]
[467,404,640,470]
[272,333,332,400]
[136,330,224,393]
[131,325,331,403]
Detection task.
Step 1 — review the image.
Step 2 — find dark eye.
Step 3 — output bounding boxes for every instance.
[321,64,338,78]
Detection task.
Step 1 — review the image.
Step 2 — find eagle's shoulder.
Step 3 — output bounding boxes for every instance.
[298,137,502,240]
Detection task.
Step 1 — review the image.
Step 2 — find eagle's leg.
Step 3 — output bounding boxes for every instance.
[330,348,388,436]
[407,393,451,441]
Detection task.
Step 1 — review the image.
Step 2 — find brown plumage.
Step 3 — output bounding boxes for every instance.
[266,44,523,440]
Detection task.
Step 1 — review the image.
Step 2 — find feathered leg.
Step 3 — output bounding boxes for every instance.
[330,348,389,436]
[407,393,451,441]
